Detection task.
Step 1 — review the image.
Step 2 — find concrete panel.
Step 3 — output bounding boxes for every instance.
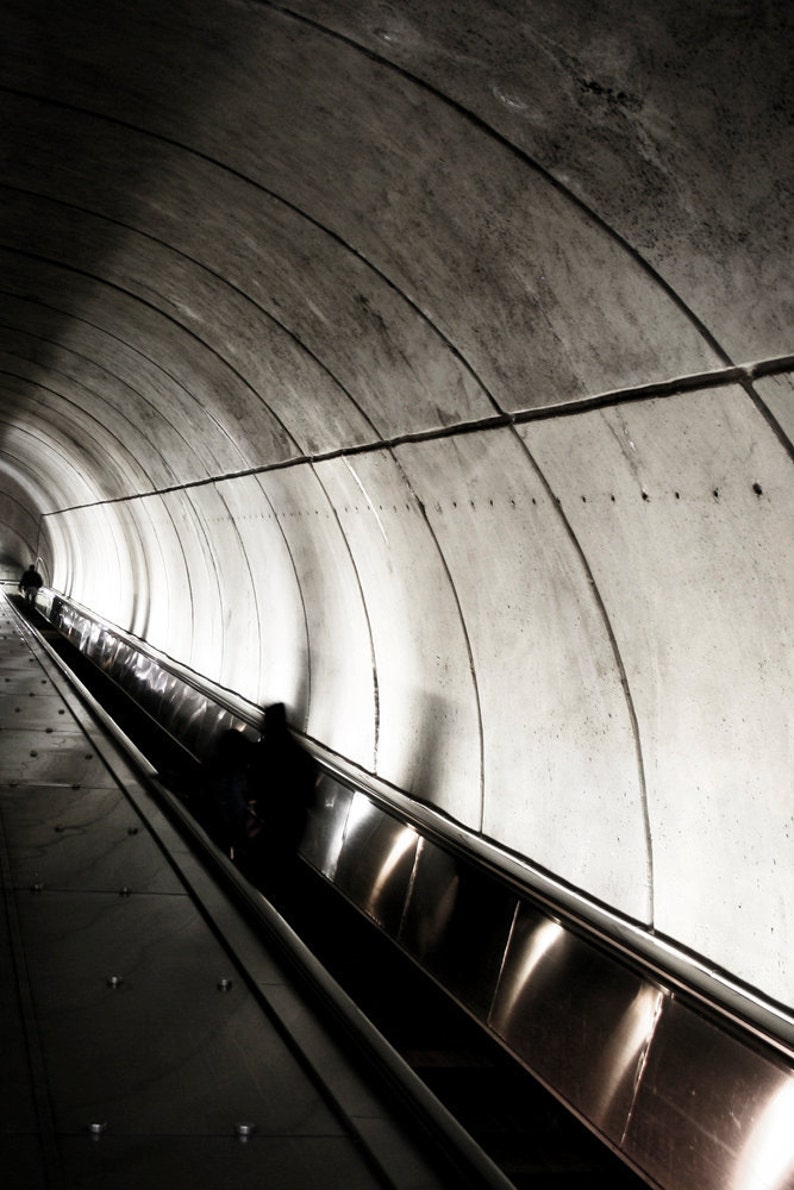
[396,430,649,918]
[211,476,309,712]
[0,189,376,455]
[287,0,793,363]
[160,491,225,684]
[0,253,290,481]
[755,373,794,450]
[0,319,186,494]
[0,286,233,490]
[50,505,129,627]
[0,411,99,516]
[1,1,721,417]
[257,466,376,760]
[117,496,187,661]
[0,343,154,500]
[315,453,481,824]
[0,96,496,440]
[526,388,794,1004]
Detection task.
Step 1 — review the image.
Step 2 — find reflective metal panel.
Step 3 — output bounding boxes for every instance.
[154,670,187,735]
[196,703,241,760]
[160,683,208,754]
[15,891,348,1139]
[132,657,169,719]
[399,838,518,1018]
[625,997,794,1190]
[490,901,661,1141]
[3,784,183,894]
[107,640,134,683]
[85,619,105,665]
[89,624,119,673]
[125,649,157,703]
[332,793,419,936]
[298,775,355,881]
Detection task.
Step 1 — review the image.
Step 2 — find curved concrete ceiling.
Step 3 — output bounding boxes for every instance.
[1,0,792,1012]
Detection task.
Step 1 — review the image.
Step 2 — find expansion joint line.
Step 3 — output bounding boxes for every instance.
[38,354,794,518]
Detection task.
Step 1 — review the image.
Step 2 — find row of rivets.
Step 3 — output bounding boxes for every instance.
[86,1120,255,1141]
[30,884,137,895]
[102,975,234,991]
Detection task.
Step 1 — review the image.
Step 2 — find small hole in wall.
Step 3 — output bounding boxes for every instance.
[753,482,763,496]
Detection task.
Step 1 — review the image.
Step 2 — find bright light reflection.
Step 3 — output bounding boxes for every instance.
[593,984,663,1128]
[734,1075,794,1190]
[369,827,417,907]
[499,919,565,1021]
[342,460,389,544]
[345,793,376,837]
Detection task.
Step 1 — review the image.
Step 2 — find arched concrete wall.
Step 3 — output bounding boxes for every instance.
[0,0,791,1006]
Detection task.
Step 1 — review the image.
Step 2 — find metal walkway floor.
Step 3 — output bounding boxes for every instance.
[0,593,491,1190]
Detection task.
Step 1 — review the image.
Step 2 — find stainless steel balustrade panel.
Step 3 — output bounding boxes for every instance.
[299,774,355,882]
[84,620,104,665]
[624,997,794,1190]
[398,837,518,1019]
[90,624,119,673]
[132,657,169,719]
[332,792,420,936]
[164,684,209,754]
[107,640,134,685]
[155,670,189,734]
[199,703,243,756]
[489,901,662,1143]
[125,649,157,703]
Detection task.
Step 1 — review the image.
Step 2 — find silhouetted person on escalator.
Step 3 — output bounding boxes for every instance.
[19,564,43,607]
[248,702,317,890]
[200,728,257,859]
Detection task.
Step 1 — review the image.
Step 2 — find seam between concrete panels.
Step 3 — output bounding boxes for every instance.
[249,476,314,727]
[36,358,794,516]
[0,90,504,419]
[0,287,254,478]
[1,246,304,458]
[0,302,210,471]
[512,431,655,923]
[309,462,381,769]
[386,450,487,832]
[262,3,735,367]
[1,184,390,444]
[738,377,794,462]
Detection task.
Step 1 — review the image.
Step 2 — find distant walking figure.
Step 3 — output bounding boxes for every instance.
[19,564,43,606]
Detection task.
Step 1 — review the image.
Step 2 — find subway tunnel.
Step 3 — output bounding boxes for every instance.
[0,1,793,1187]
